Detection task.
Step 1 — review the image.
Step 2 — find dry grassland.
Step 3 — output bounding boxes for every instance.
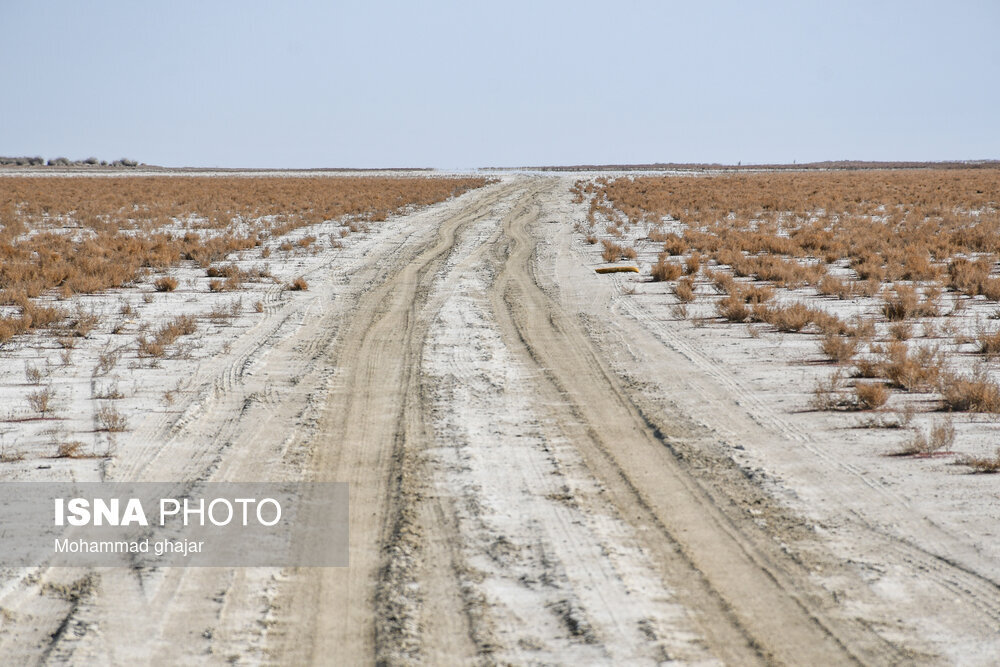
[573,168,1000,472]
[0,176,488,344]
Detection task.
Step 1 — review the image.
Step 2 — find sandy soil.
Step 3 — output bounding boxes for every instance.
[1,174,998,664]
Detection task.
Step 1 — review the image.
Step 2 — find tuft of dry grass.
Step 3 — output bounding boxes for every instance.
[674,277,696,303]
[757,302,813,332]
[137,314,197,358]
[95,403,127,432]
[716,295,750,322]
[820,333,859,363]
[893,419,956,456]
[154,276,178,292]
[975,327,1000,356]
[601,240,626,263]
[962,448,1000,473]
[651,255,683,282]
[54,441,89,459]
[940,369,1000,412]
[881,285,920,322]
[854,382,890,410]
[879,342,944,391]
[288,276,309,291]
[27,386,55,416]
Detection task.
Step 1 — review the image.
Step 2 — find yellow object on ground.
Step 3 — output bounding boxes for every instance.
[595,266,639,274]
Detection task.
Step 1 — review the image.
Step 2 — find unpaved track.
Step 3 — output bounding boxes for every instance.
[5,175,985,664]
[268,177,903,665]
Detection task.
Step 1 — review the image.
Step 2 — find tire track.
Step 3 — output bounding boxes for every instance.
[484,179,896,664]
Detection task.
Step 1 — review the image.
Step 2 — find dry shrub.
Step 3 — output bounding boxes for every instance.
[206,263,241,278]
[810,370,845,410]
[880,342,944,391]
[894,419,956,455]
[820,333,859,363]
[651,256,683,282]
[684,253,701,275]
[154,276,178,292]
[209,275,241,292]
[66,310,99,338]
[137,314,197,357]
[947,258,992,295]
[55,441,88,459]
[705,269,736,295]
[818,275,854,300]
[740,285,775,305]
[757,302,813,332]
[963,448,1000,473]
[601,240,625,263]
[674,277,696,303]
[24,361,45,384]
[622,246,638,260]
[661,233,688,255]
[289,276,309,291]
[96,403,127,432]
[981,277,1000,301]
[940,369,1000,412]
[717,295,750,322]
[855,382,890,410]
[920,284,943,316]
[889,322,913,341]
[881,285,920,321]
[27,386,55,415]
[93,345,122,376]
[810,310,849,335]
[976,327,1000,356]
[849,315,877,340]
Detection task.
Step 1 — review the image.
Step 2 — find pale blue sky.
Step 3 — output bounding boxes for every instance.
[1,1,997,168]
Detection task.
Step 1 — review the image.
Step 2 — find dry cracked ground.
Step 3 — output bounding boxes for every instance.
[2,174,999,665]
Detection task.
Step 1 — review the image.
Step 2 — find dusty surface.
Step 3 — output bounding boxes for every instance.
[1,174,999,664]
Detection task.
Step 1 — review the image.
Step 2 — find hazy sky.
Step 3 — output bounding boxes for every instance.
[2,1,998,168]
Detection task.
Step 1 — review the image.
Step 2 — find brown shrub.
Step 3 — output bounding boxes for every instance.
[895,419,956,455]
[601,240,625,263]
[940,370,1000,412]
[95,403,128,432]
[818,275,853,300]
[881,285,920,321]
[855,382,890,410]
[154,276,178,292]
[948,258,991,295]
[651,256,683,282]
[717,295,750,322]
[674,277,696,303]
[820,333,859,363]
[963,448,1000,473]
[880,342,943,391]
[757,303,813,332]
[889,322,913,341]
[289,276,309,291]
[976,328,1000,356]
[661,233,688,255]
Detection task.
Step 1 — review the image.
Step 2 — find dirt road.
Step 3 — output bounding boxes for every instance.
[4,175,998,664]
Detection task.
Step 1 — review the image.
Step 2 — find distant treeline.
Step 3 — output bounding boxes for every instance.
[519,160,1000,172]
[0,156,140,167]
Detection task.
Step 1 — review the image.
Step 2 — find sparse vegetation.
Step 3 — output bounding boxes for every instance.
[572,167,1000,476]
[893,419,957,456]
[154,276,179,292]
